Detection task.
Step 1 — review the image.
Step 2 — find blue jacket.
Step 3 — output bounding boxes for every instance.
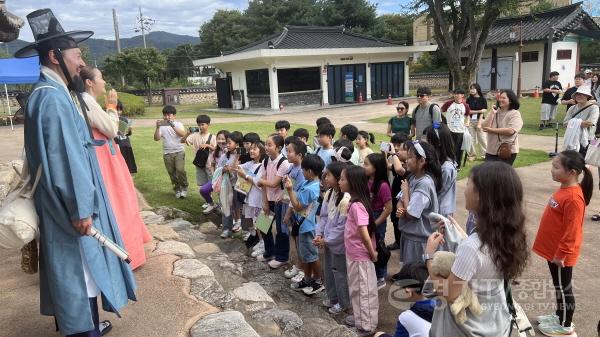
[25,67,136,335]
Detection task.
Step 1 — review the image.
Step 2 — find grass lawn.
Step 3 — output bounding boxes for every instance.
[367,97,568,137]
[140,103,245,120]
[130,122,388,219]
[130,121,549,219]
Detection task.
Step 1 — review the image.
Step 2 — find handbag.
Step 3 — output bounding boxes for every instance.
[585,138,600,166]
[192,134,212,168]
[495,113,514,161]
[374,238,390,269]
[504,279,535,337]
[0,161,42,250]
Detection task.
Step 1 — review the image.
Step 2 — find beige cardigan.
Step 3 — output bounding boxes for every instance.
[82,92,119,139]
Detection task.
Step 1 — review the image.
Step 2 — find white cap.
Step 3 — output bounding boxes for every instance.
[574,85,593,97]
[585,69,592,74]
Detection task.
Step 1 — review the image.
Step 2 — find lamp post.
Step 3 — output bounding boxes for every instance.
[510,21,523,97]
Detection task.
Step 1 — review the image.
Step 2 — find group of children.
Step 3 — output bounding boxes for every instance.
[152,103,589,337]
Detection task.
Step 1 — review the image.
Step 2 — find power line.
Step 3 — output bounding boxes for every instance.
[134,6,155,49]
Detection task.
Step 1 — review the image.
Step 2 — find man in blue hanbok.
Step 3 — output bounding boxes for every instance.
[15,9,136,337]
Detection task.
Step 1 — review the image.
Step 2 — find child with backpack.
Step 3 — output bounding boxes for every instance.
[257,134,291,269]
[364,153,392,289]
[200,130,229,215]
[340,165,379,337]
[218,131,243,238]
[533,150,593,337]
[182,115,217,197]
[282,137,308,282]
[396,141,441,264]
[315,161,351,315]
[234,140,267,251]
[285,154,324,295]
[424,124,457,217]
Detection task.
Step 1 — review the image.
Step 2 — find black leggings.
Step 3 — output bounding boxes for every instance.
[548,262,575,327]
[451,132,464,168]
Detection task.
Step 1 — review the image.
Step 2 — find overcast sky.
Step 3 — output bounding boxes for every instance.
[9,0,410,42]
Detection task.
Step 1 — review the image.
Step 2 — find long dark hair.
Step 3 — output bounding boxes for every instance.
[365,153,389,205]
[343,165,376,235]
[408,142,442,192]
[558,150,593,205]
[424,124,456,164]
[470,162,528,280]
[500,89,520,110]
[326,161,348,206]
[469,83,483,98]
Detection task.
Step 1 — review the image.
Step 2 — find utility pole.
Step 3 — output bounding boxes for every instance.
[135,6,154,49]
[517,20,523,97]
[112,8,125,87]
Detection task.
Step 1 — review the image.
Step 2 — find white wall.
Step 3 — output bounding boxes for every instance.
[550,37,579,88]
[480,42,546,91]
[218,52,411,109]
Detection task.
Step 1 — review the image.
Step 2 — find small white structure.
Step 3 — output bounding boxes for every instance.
[194,26,436,110]
[473,3,600,91]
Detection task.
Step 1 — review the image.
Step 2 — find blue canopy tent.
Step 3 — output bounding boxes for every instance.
[0,57,39,129]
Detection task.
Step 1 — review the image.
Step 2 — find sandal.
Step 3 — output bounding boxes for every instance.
[99,320,112,336]
[592,214,600,221]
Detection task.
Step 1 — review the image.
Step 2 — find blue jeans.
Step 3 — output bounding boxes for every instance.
[263,201,289,262]
[373,210,387,279]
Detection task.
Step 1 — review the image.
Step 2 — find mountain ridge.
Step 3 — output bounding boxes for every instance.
[2,31,199,62]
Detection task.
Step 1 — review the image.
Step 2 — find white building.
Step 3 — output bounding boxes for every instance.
[472,2,600,92]
[193,26,436,110]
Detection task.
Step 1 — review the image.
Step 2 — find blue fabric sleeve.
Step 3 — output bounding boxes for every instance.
[296,183,319,210]
[394,320,410,337]
[41,99,96,222]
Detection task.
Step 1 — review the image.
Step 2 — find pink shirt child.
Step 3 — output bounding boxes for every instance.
[344,201,376,262]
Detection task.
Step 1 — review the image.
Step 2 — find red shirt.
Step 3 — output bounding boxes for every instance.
[532,186,585,267]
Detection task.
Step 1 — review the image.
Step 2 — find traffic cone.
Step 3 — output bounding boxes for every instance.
[358,92,363,103]
[387,94,392,105]
[533,87,540,99]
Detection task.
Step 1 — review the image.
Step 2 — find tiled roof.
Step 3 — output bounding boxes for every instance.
[464,2,600,47]
[224,26,403,55]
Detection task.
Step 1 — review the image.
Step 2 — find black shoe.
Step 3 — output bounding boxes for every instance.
[386,242,400,251]
[291,278,312,291]
[302,280,325,295]
[539,123,545,130]
[390,272,403,282]
[245,232,260,249]
[99,320,112,336]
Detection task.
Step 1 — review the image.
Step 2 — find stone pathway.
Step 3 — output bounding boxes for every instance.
[142,207,357,337]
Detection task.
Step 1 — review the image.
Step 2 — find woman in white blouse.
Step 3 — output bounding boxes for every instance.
[425,161,529,336]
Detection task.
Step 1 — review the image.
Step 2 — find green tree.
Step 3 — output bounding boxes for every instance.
[198,10,254,57]
[530,0,555,13]
[163,44,202,82]
[318,0,377,29]
[580,40,600,64]
[244,0,321,39]
[369,14,414,44]
[103,47,166,88]
[410,0,534,90]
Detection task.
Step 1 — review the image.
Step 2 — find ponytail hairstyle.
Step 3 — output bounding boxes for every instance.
[343,165,377,235]
[558,150,594,205]
[358,130,375,144]
[252,140,267,162]
[213,130,230,160]
[424,123,456,165]
[326,161,348,206]
[268,133,285,153]
[365,153,389,202]
[408,141,442,192]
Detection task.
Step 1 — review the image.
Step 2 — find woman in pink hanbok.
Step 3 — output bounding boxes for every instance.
[80,66,151,270]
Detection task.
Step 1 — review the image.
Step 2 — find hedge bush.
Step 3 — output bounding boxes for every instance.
[96,92,145,116]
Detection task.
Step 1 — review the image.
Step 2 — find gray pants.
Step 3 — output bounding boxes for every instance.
[163,151,188,192]
[323,246,351,310]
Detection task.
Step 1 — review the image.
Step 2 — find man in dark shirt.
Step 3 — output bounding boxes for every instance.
[561,73,585,112]
[539,71,562,129]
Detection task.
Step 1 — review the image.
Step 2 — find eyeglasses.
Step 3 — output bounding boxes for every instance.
[417,94,428,98]
[396,107,406,111]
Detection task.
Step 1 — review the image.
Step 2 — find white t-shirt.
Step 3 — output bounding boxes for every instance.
[451,233,503,293]
[158,121,185,154]
[444,102,467,133]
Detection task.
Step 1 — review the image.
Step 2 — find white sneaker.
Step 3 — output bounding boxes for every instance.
[252,240,264,251]
[291,271,305,283]
[232,220,242,232]
[180,189,187,198]
[284,265,301,279]
[175,191,181,198]
[242,231,251,241]
[220,229,232,239]
[201,203,209,209]
[328,303,344,314]
[203,204,216,214]
[536,314,559,325]
[251,245,266,257]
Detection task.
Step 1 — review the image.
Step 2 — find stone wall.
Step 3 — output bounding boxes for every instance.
[123,87,217,106]
[278,90,321,107]
[408,72,449,90]
[247,95,271,109]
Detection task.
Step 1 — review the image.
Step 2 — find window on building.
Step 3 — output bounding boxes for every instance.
[522,51,539,62]
[277,67,321,93]
[557,49,572,60]
[245,69,270,95]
